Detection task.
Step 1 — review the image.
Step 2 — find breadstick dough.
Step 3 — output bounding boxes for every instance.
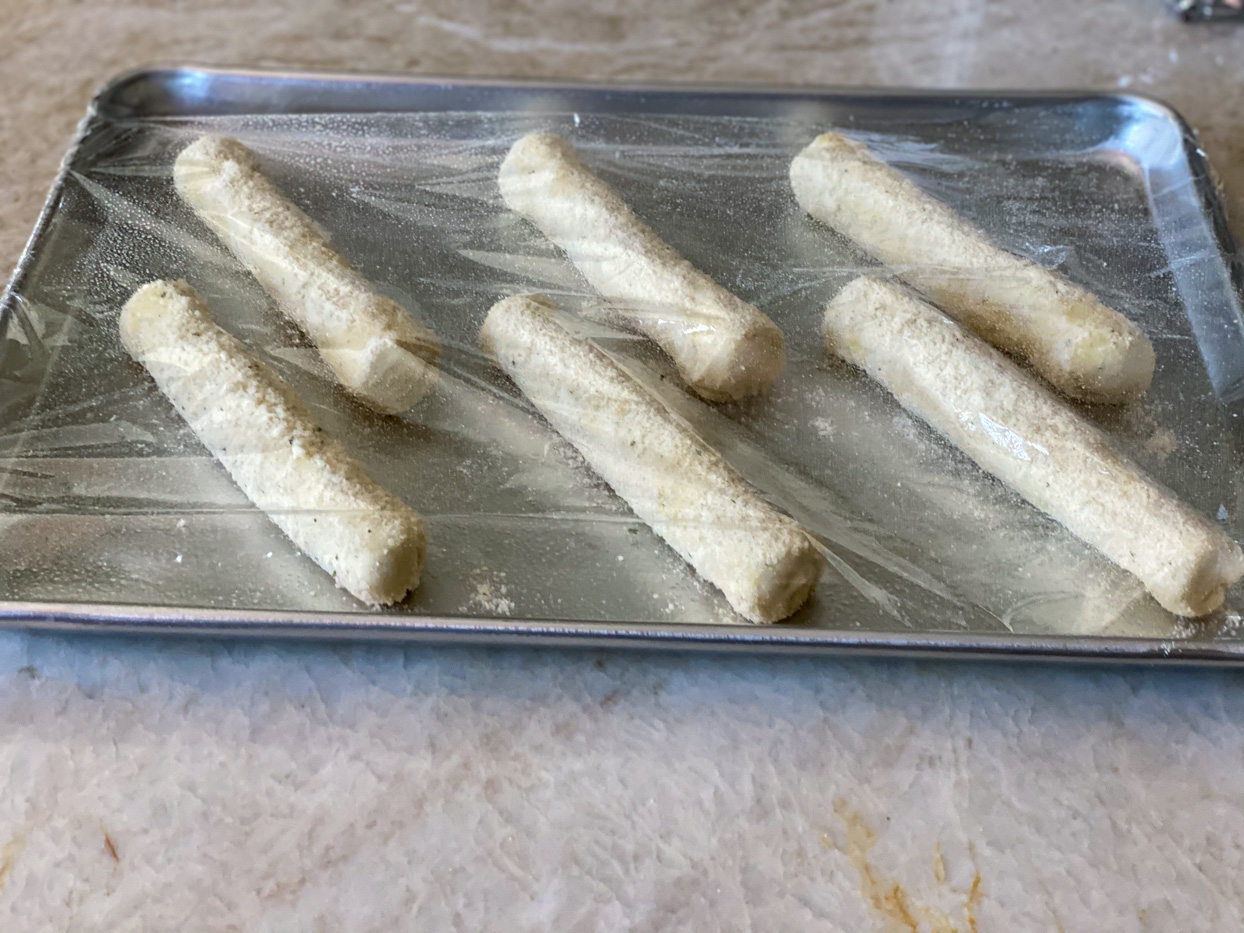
[120,279,427,606]
[792,132,1155,405]
[499,133,785,402]
[175,135,440,415]
[824,276,1241,617]
[480,293,821,622]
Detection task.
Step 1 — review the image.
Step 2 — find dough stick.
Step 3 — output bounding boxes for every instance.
[174,135,439,414]
[120,279,426,606]
[824,276,1241,617]
[498,133,785,402]
[792,132,1155,405]
[479,294,820,622]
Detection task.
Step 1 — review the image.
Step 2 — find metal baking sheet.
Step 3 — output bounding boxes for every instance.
[3,65,1244,662]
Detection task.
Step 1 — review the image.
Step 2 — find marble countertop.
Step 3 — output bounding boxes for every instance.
[2,1,1244,929]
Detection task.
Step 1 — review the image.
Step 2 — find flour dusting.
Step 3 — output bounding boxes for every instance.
[464,568,514,616]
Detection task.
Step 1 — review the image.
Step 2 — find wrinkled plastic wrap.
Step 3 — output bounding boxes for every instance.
[3,82,1244,641]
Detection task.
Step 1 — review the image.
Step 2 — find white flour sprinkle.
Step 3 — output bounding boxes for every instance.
[464,570,514,616]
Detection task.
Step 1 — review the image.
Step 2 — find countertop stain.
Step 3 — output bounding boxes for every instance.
[0,833,28,892]
[832,799,983,933]
[102,823,120,863]
[933,842,947,885]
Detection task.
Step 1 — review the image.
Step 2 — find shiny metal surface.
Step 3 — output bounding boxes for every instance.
[2,66,1243,661]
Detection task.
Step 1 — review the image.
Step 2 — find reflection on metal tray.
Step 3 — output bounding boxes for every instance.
[3,66,1244,662]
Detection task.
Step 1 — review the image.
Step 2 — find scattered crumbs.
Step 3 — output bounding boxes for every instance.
[1170,616,1197,640]
[175,518,186,529]
[1218,505,1229,521]
[648,593,682,616]
[1144,427,1176,460]
[616,554,625,561]
[812,416,836,439]
[892,413,923,445]
[265,552,273,558]
[464,568,514,616]
[175,554,183,564]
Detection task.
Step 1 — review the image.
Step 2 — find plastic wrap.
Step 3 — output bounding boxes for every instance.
[3,84,1243,640]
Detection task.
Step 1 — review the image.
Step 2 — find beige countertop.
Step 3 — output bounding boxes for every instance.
[2,2,1244,930]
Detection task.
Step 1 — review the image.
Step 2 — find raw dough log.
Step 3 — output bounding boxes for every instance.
[479,293,821,622]
[498,133,785,402]
[792,132,1155,405]
[120,279,427,606]
[174,135,439,414]
[823,276,1241,617]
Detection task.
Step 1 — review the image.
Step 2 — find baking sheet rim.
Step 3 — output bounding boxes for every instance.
[3,65,1242,661]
